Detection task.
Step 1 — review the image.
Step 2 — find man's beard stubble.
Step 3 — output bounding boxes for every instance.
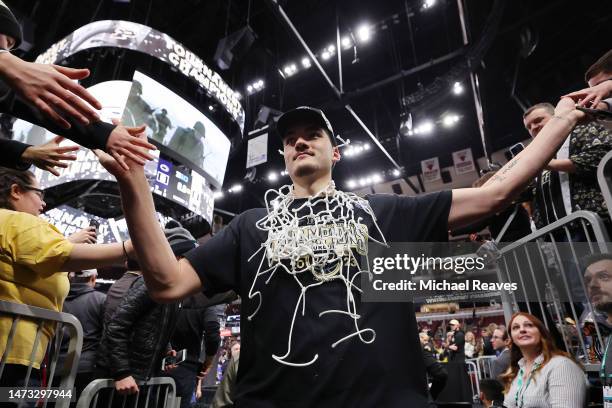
[596,301,612,315]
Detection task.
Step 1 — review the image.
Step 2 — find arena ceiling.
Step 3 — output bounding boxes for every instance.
[6,0,612,215]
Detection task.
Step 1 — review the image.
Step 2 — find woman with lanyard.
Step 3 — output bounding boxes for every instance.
[500,312,587,407]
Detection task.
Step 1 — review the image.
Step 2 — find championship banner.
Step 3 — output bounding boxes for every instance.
[421,157,441,182]
[452,148,476,175]
[35,20,245,134]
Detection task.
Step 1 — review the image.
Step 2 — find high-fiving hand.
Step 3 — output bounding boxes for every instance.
[20,136,79,176]
[0,53,102,128]
[95,121,152,177]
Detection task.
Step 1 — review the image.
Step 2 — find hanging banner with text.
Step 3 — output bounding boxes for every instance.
[421,157,441,182]
[452,148,476,175]
[246,133,268,168]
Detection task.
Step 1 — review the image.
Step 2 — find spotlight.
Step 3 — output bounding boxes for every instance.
[267,171,278,182]
[347,180,357,189]
[372,174,382,183]
[392,169,401,177]
[254,79,264,89]
[321,51,331,60]
[247,85,253,93]
[415,120,434,135]
[363,143,370,150]
[359,178,367,186]
[213,191,224,199]
[341,36,352,49]
[453,82,464,95]
[327,44,336,53]
[301,57,311,68]
[208,105,214,111]
[229,184,243,193]
[356,24,371,43]
[442,114,460,128]
[422,0,437,9]
[283,64,298,77]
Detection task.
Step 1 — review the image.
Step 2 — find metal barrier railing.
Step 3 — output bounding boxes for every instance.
[467,356,497,381]
[0,299,83,408]
[76,377,178,408]
[465,361,480,403]
[597,150,612,221]
[496,210,610,371]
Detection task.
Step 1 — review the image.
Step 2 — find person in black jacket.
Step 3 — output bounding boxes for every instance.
[448,319,465,362]
[421,343,447,401]
[169,298,222,408]
[0,2,156,173]
[97,223,198,395]
[62,269,106,396]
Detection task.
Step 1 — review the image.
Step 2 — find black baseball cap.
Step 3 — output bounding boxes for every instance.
[0,2,22,49]
[276,106,336,145]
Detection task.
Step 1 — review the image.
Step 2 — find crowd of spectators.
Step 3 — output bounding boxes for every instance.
[1,1,612,406]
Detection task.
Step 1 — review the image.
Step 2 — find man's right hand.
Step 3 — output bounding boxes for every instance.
[95,119,155,176]
[115,376,139,395]
[0,52,102,129]
[106,121,156,171]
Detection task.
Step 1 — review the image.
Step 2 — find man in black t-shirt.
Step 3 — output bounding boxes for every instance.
[99,100,586,407]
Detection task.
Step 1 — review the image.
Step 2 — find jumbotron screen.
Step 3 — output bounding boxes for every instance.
[11,80,214,222]
[122,71,231,188]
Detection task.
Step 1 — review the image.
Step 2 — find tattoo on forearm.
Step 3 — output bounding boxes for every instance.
[492,174,505,183]
[489,158,521,184]
[501,157,520,175]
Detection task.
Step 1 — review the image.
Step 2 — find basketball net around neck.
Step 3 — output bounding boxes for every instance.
[247,180,388,367]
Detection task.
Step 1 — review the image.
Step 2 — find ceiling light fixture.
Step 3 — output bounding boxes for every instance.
[356,24,371,43]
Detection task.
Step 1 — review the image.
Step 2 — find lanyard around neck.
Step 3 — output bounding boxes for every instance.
[515,362,540,408]
[601,336,612,380]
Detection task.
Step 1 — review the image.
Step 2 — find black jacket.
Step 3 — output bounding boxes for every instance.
[449,329,465,362]
[171,297,221,364]
[61,283,106,373]
[0,82,115,169]
[422,347,447,400]
[97,276,179,381]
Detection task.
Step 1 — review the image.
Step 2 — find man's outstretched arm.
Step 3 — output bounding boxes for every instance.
[448,97,584,230]
[96,148,202,303]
